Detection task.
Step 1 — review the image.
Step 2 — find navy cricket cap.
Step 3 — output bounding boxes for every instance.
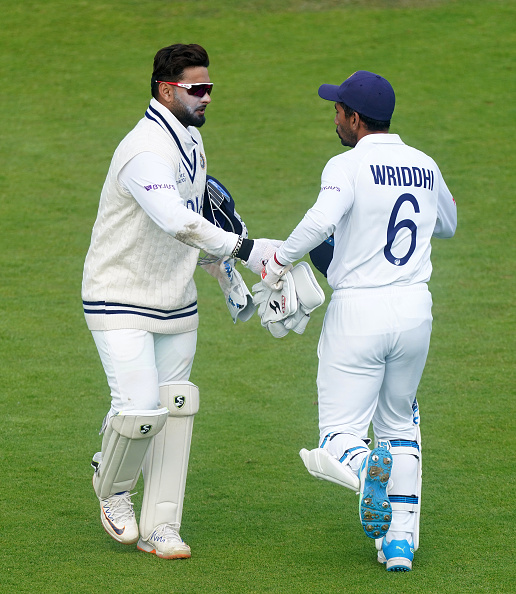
[318,70,395,121]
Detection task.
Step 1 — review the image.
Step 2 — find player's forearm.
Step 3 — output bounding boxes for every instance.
[174,214,241,256]
[433,215,456,238]
[276,209,335,265]
[131,184,239,256]
[275,169,350,265]
[433,178,457,238]
[120,152,240,257]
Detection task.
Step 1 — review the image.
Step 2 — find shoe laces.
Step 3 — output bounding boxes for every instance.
[151,524,183,544]
[101,491,136,524]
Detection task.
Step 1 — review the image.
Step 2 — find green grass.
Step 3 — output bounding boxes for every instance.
[1,0,515,592]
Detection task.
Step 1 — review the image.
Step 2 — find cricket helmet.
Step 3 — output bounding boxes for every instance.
[198,175,247,265]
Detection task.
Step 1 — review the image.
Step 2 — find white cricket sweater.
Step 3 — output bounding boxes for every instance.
[82,99,235,333]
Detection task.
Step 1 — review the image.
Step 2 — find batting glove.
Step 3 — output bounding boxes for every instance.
[261,253,292,290]
[243,239,283,275]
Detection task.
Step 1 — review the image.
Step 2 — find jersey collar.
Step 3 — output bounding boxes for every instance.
[145,98,199,151]
[356,133,404,147]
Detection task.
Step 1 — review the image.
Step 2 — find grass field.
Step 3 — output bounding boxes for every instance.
[1,0,515,592]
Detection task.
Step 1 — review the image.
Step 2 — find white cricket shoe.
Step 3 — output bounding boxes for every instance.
[137,524,191,559]
[98,491,139,545]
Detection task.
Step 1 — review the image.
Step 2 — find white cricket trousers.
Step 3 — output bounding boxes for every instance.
[91,328,197,417]
[317,283,432,444]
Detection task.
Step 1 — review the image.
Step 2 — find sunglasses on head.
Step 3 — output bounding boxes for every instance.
[156,81,213,97]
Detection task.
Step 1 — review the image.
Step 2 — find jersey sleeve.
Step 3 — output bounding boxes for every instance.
[433,168,457,238]
[276,157,354,264]
[119,152,239,257]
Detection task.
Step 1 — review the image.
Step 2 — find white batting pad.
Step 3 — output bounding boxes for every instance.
[376,428,422,551]
[93,408,169,499]
[139,382,200,539]
[299,447,360,492]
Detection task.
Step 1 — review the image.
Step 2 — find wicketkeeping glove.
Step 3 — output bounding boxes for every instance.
[253,261,325,338]
[252,271,298,325]
[201,258,256,323]
[264,308,310,338]
[290,261,325,314]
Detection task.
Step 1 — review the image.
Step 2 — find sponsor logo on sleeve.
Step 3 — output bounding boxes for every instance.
[144,183,176,192]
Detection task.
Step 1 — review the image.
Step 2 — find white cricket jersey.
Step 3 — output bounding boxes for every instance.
[276,134,457,289]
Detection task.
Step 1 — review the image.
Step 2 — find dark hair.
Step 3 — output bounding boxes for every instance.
[339,102,390,132]
[151,43,210,98]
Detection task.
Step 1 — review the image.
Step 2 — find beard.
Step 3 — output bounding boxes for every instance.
[337,127,357,148]
[172,95,206,128]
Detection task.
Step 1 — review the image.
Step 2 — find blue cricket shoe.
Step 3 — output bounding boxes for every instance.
[359,447,393,539]
[378,538,414,571]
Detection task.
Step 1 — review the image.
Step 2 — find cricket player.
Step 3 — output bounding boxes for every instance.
[260,71,457,571]
[82,43,278,559]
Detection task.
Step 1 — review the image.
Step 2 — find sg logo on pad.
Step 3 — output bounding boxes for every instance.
[174,395,186,409]
[140,424,152,434]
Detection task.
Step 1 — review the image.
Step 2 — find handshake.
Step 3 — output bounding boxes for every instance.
[243,237,326,338]
[203,238,325,338]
